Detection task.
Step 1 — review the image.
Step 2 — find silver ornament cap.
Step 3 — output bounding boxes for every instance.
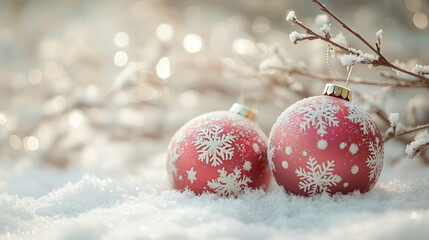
[323,83,352,101]
[229,103,257,121]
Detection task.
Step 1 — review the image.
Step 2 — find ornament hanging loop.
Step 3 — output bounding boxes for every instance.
[345,64,354,88]
[326,43,336,84]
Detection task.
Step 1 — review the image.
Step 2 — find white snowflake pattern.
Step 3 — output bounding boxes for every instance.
[186,167,197,184]
[168,146,180,177]
[207,167,252,197]
[298,99,340,137]
[366,138,383,181]
[267,145,276,172]
[193,125,235,166]
[295,156,342,195]
[345,103,377,135]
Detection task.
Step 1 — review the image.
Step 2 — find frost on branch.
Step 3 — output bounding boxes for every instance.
[389,112,399,126]
[341,48,375,66]
[331,32,347,47]
[406,131,429,159]
[376,29,383,39]
[314,14,331,37]
[376,29,382,51]
[412,64,429,77]
[289,31,307,44]
[286,11,301,24]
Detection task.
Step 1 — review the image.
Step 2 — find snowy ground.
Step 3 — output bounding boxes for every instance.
[1,139,429,240]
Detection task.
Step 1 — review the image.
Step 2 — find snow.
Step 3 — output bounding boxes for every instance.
[286,11,298,23]
[389,112,400,126]
[315,14,331,36]
[289,31,306,44]
[406,131,429,159]
[331,32,347,46]
[341,48,376,65]
[376,29,383,39]
[411,64,429,76]
[2,150,429,239]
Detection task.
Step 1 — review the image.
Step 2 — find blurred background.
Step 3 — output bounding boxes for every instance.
[0,0,428,186]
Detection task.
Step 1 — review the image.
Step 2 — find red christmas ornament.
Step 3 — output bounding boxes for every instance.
[167,103,272,197]
[268,84,384,196]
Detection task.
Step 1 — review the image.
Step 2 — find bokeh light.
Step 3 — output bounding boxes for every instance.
[183,34,202,53]
[156,24,174,41]
[114,51,128,67]
[156,57,171,79]
[114,32,129,47]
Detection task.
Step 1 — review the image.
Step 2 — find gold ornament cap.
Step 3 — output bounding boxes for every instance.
[229,103,257,121]
[323,83,352,101]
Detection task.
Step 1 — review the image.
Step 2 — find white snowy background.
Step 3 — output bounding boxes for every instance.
[1,0,429,239]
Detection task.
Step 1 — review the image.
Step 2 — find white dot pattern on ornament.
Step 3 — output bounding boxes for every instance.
[343,182,349,187]
[303,151,307,156]
[282,161,289,169]
[285,146,292,155]
[252,143,260,153]
[351,165,359,175]
[243,161,252,171]
[349,144,358,155]
[317,139,328,150]
[340,142,347,149]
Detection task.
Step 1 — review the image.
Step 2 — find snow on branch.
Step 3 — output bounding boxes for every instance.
[406,131,429,159]
[289,31,307,44]
[285,0,429,84]
[376,29,382,52]
[412,65,429,77]
[286,11,301,24]
[314,14,331,38]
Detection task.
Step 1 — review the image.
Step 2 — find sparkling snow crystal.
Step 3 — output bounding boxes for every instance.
[345,103,377,135]
[207,167,252,197]
[366,138,383,181]
[295,156,342,195]
[298,98,340,137]
[194,125,235,166]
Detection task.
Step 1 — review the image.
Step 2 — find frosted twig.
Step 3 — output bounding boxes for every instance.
[287,0,429,84]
